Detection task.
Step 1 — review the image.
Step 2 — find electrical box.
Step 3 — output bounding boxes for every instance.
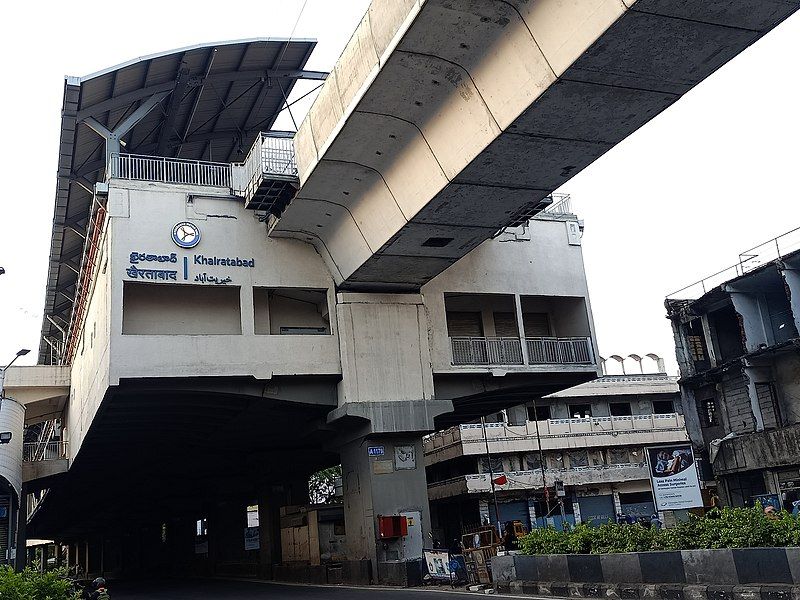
[377,515,408,539]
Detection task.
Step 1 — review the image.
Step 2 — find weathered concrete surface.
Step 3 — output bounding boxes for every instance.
[3,365,70,424]
[22,458,68,484]
[277,0,800,290]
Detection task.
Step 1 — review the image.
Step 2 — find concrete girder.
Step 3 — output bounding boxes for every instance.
[2,366,71,425]
[276,0,799,289]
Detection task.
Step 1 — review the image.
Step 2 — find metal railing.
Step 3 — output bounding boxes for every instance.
[450,336,593,366]
[233,133,298,199]
[667,226,800,299]
[540,193,572,216]
[110,153,233,188]
[23,440,68,462]
[526,337,593,364]
[450,337,524,365]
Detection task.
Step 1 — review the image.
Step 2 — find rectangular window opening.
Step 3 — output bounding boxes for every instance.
[254,288,330,335]
[652,400,675,414]
[569,404,592,418]
[123,282,242,335]
[527,404,551,421]
[609,402,632,417]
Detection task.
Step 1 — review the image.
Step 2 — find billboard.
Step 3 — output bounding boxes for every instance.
[646,445,703,511]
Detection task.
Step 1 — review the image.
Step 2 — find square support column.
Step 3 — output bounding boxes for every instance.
[340,435,431,586]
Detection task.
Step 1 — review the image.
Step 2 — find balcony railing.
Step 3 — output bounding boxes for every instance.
[450,337,524,365]
[424,413,687,456]
[527,337,593,364]
[23,440,68,462]
[450,336,593,366]
[110,153,233,188]
[232,132,298,199]
[428,463,649,499]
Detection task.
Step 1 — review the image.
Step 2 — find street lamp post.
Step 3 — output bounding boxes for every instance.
[0,349,30,402]
[0,348,30,568]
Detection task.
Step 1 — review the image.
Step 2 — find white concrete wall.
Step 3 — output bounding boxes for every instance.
[106,180,341,381]
[67,219,113,460]
[336,293,434,405]
[422,218,598,372]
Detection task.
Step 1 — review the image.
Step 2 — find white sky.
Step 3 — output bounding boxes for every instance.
[0,2,797,375]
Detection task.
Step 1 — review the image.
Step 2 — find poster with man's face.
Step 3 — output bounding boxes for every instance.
[646,445,703,511]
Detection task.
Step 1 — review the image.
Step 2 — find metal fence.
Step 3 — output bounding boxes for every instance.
[23,440,68,462]
[110,153,233,188]
[450,337,524,365]
[526,337,593,364]
[667,226,800,299]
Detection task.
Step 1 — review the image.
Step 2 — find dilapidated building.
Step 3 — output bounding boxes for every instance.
[424,371,685,543]
[666,229,800,510]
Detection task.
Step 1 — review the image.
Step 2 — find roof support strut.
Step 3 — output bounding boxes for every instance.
[83,91,171,179]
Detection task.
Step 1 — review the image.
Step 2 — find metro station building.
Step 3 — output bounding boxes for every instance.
[1,0,796,584]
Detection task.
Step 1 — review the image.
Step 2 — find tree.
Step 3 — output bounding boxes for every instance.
[308,465,342,504]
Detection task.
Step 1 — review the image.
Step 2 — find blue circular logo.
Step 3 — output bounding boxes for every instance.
[172,222,201,248]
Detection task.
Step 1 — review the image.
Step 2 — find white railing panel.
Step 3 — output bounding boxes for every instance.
[110,153,233,189]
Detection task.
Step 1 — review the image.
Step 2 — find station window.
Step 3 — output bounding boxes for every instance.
[253,288,330,335]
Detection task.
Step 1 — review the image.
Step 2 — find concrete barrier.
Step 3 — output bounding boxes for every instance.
[492,548,800,598]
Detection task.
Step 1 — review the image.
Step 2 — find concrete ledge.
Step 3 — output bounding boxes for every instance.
[493,549,800,587]
[496,582,800,600]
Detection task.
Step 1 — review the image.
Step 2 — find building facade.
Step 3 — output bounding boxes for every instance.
[424,372,685,543]
[666,231,800,510]
[0,36,600,578]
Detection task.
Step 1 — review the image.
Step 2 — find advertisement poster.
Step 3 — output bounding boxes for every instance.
[646,445,703,511]
[244,526,260,551]
[424,549,452,581]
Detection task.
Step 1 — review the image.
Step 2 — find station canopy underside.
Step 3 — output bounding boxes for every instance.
[40,38,321,363]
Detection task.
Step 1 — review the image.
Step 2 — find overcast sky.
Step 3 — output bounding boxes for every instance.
[0,2,797,375]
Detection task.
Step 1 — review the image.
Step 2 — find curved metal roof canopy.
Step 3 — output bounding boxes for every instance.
[40,38,321,363]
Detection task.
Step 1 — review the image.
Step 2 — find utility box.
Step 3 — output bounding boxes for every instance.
[377,515,408,539]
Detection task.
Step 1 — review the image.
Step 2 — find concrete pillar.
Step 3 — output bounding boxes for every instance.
[55,543,63,568]
[257,494,280,579]
[340,435,431,585]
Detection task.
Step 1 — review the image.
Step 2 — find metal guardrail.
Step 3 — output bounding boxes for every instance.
[23,440,68,462]
[526,337,593,364]
[450,337,524,365]
[234,133,298,198]
[667,226,800,300]
[109,133,297,202]
[111,153,232,188]
[450,336,593,366]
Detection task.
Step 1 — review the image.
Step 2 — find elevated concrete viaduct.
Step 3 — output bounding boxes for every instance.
[276,0,799,289]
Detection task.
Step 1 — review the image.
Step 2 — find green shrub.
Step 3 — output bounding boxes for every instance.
[518,506,800,555]
[0,566,80,600]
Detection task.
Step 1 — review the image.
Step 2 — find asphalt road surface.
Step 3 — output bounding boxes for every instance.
[112,579,508,599]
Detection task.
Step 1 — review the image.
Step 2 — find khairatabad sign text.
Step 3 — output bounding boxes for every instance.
[125,251,255,285]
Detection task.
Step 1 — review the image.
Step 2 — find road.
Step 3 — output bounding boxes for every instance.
[112,579,504,599]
